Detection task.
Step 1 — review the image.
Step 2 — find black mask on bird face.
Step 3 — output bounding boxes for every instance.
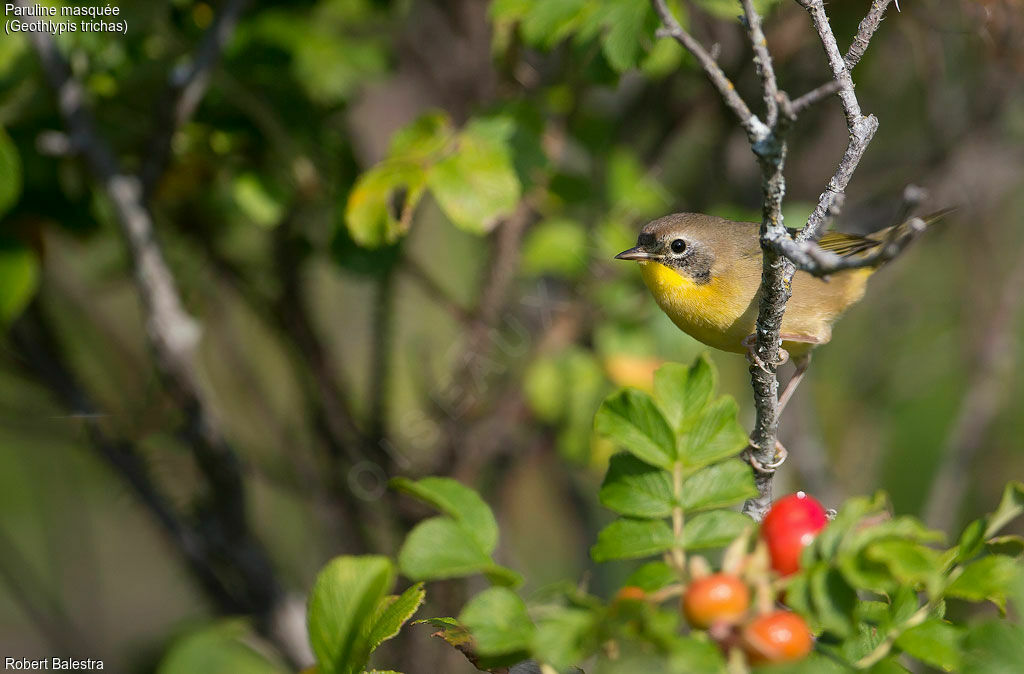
[615,229,714,285]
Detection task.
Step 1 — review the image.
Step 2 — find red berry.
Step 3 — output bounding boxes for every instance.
[742,610,813,663]
[682,573,750,629]
[760,492,828,576]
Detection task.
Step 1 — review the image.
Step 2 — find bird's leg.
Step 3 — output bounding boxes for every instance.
[742,334,789,374]
[777,353,812,416]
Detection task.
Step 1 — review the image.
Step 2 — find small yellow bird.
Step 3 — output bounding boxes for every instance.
[615,212,940,409]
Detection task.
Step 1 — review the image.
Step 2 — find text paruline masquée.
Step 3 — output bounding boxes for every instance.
[3,3,127,35]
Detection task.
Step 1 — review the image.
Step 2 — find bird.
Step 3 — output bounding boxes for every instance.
[614,211,944,414]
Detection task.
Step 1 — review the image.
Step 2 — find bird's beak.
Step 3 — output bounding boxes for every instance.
[615,246,660,261]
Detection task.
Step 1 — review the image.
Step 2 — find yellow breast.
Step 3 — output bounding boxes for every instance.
[639,261,754,353]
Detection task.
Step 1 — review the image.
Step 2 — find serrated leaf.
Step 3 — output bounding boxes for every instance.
[677,396,747,470]
[307,556,394,674]
[391,477,498,553]
[946,555,1022,610]
[0,239,39,326]
[600,0,655,72]
[0,128,22,217]
[594,388,675,468]
[427,121,521,234]
[895,619,962,672]
[416,617,521,671]
[459,588,535,656]
[865,539,943,594]
[599,453,674,518]
[591,518,675,562]
[652,356,715,430]
[680,510,750,549]
[157,620,288,674]
[680,459,757,511]
[361,583,425,659]
[397,518,492,581]
[984,481,1024,538]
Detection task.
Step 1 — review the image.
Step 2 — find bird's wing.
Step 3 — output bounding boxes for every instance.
[783,229,881,257]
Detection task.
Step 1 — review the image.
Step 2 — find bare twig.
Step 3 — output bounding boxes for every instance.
[923,252,1024,531]
[652,0,894,518]
[770,217,925,277]
[740,0,780,128]
[140,0,251,198]
[652,0,769,142]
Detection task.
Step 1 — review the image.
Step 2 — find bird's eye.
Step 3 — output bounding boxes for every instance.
[671,238,687,254]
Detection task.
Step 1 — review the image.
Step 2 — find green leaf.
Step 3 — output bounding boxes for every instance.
[459,588,535,656]
[956,518,986,564]
[946,555,1022,610]
[987,534,1024,558]
[680,459,757,511]
[697,0,783,20]
[963,620,1024,674]
[391,477,498,553]
[532,607,598,670]
[652,356,715,430]
[600,0,656,73]
[427,119,521,234]
[232,173,284,228]
[624,561,678,592]
[895,619,962,672]
[346,160,426,247]
[158,620,288,674]
[984,481,1024,538]
[594,388,675,469]
[808,565,856,638]
[361,583,425,659]
[591,518,675,562]
[415,617,521,671]
[307,556,394,674]
[677,396,747,470]
[397,517,494,582]
[0,239,39,325]
[521,218,589,279]
[388,111,453,159]
[680,510,751,549]
[599,453,674,518]
[864,539,943,594]
[0,127,22,217]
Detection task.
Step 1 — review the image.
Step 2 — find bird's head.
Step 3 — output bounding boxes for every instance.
[615,213,726,285]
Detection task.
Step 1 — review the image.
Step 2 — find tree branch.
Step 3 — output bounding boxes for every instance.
[140,0,251,199]
[653,0,894,518]
[652,0,769,142]
[20,0,283,624]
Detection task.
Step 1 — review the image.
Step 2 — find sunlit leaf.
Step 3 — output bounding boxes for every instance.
[594,388,675,469]
[459,587,535,656]
[591,518,675,562]
[599,453,674,519]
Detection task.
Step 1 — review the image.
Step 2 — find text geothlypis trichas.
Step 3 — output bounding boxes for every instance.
[615,211,943,411]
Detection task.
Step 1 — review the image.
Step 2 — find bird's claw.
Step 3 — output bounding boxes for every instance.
[742,335,789,373]
[743,440,788,475]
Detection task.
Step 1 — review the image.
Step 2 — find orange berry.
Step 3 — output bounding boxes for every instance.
[682,573,750,629]
[742,610,813,663]
[615,585,647,602]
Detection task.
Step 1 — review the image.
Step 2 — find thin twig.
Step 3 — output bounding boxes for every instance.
[740,0,780,128]
[652,0,894,518]
[140,0,251,199]
[652,0,769,142]
[769,217,925,277]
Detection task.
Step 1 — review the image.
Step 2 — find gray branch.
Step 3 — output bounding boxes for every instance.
[652,0,770,142]
[653,0,894,518]
[140,0,251,198]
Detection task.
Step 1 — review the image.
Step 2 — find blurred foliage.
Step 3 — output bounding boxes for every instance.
[0,0,1022,672]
